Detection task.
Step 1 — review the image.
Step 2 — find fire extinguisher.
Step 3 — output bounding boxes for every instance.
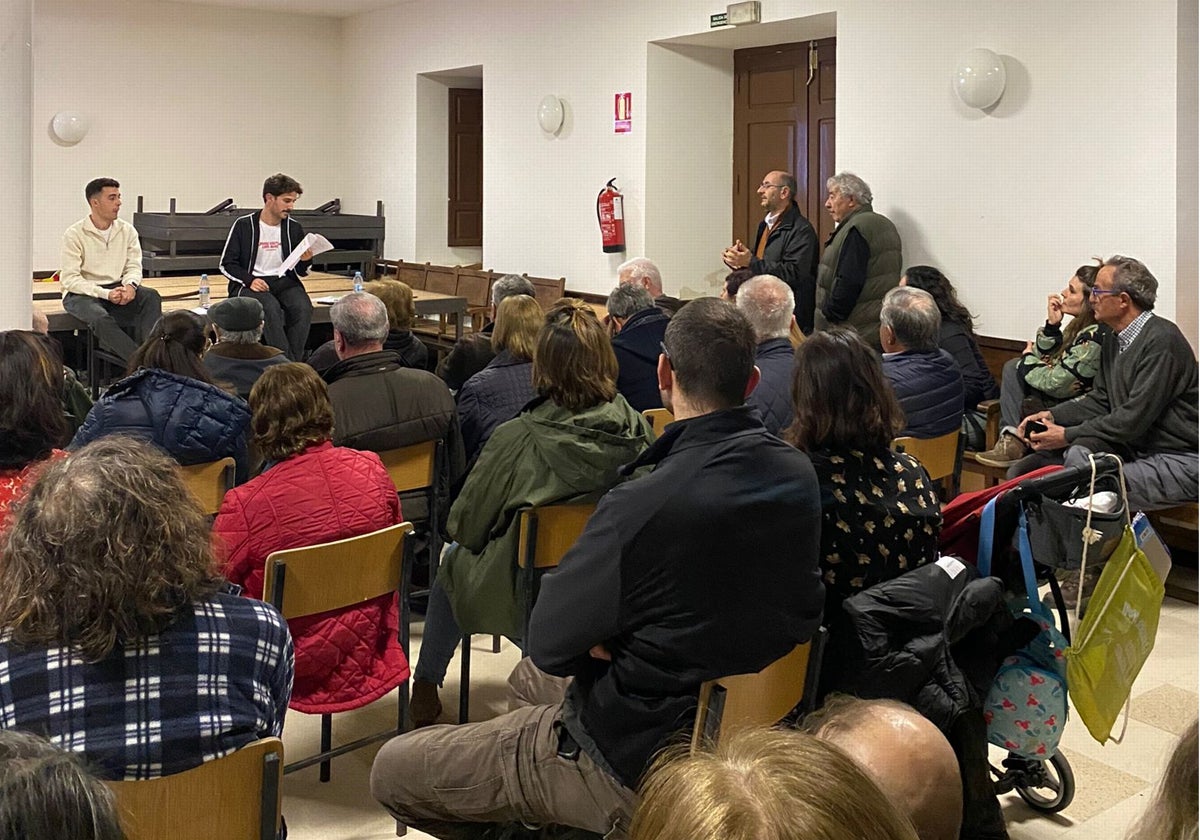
[596,178,626,253]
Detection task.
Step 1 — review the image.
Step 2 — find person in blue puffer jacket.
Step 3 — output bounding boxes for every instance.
[879,286,965,439]
[71,310,251,480]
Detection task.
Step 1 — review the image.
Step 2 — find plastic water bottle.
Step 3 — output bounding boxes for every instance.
[198,274,210,308]
[353,271,364,293]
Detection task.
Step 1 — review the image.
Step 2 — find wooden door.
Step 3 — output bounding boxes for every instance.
[448,88,483,247]
[732,39,835,245]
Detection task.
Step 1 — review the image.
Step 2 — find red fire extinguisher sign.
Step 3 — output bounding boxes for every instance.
[596,178,626,253]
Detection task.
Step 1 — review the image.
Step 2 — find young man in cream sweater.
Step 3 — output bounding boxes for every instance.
[60,178,162,362]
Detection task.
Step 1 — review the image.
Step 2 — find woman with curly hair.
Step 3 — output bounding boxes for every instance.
[213,363,408,716]
[0,331,70,527]
[0,436,293,780]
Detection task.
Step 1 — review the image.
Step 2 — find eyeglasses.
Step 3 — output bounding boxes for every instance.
[1089,287,1122,300]
[660,341,672,367]
[759,182,784,190]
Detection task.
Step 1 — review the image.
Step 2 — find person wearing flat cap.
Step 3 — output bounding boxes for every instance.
[202,296,289,399]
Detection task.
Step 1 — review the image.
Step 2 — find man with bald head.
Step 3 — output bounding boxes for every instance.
[722,170,818,332]
[617,257,682,316]
[803,695,962,840]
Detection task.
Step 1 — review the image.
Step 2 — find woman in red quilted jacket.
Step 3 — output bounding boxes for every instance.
[213,363,407,713]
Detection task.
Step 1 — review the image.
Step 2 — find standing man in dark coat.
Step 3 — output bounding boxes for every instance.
[219,173,315,361]
[723,170,819,333]
[606,284,669,411]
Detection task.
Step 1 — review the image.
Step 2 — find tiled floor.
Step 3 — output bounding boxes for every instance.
[281,599,1198,840]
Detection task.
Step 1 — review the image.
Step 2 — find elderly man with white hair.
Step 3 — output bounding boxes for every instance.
[617,257,683,316]
[816,172,902,350]
[202,296,288,399]
[736,274,797,435]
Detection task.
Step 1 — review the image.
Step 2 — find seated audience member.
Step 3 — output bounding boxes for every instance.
[618,256,682,315]
[0,730,125,840]
[0,332,70,526]
[1016,256,1199,509]
[631,728,918,840]
[607,283,670,411]
[323,291,465,530]
[438,274,536,390]
[213,363,407,715]
[60,177,162,363]
[457,294,541,463]
[719,267,755,301]
[373,299,824,837]
[408,299,654,727]
[900,266,999,449]
[976,263,1103,467]
[879,286,965,439]
[802,695,962,840]
[70,311,251,479]
[0,437,293,779]
[307,279,428,375]
[201,296,288,399]
[784,329,940,685]
[30,312,92,431]
[736,274,798,435]
[1126,718,1197,840]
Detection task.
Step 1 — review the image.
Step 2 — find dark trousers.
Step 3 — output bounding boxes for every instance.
[233,284,312,361]
[63,287,162,362]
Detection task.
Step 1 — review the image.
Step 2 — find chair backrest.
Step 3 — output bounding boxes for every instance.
[642,408,674,437]
[263,522,413,621]
[516,503,597,571]
[691,632,825,752]
[893,430,960,482]
[108,737,283,840]
[455,266,494,309]
[372,258,401,281]
[522,274,567,311]
[425,264,459,296]
[397,260,428,290]
[178,458,236,516]
[376,440,438,494]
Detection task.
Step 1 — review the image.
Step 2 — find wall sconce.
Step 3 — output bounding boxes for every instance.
[51,111,89,144]
[537,95,564,134]
[954,49,1006,110]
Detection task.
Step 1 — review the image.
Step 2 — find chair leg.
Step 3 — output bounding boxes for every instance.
[492,635,501,654]
[459,635,472,724]
[395,820,407,836]
[320,713,332,783]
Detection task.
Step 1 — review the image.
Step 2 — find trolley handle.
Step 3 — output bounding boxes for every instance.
[1009,454,1121,502]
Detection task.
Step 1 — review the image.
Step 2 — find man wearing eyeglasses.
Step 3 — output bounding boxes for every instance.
[722,170,819,332]
[1016,256,1198,509]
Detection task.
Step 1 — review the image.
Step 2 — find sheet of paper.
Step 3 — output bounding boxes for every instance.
[279,233,334,273]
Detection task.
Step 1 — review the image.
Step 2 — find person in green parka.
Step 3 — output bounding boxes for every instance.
[409,298,654,726]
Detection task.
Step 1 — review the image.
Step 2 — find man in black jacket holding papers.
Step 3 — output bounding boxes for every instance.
[219,173,314,360]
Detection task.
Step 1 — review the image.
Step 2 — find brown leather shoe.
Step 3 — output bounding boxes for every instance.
[410,679,443,728]
[974,432,1028,468]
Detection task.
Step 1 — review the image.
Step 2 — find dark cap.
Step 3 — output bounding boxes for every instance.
[209,296,263,331]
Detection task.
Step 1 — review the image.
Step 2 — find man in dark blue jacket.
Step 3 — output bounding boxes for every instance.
[370,299,825,838]
[736,274,797,435]
[880,286,964,439]
[606,284,669,411]
[219,173,314,360]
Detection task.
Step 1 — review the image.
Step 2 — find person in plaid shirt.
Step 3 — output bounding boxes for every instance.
[0,437,294,780]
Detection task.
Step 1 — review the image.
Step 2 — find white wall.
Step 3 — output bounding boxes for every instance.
[339,0,1188,339]
[30,0,345,271]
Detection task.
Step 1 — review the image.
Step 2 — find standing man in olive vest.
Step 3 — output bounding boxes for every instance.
[722,171,819,332]
[815,172,902,351]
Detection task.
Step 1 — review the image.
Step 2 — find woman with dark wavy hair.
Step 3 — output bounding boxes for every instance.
[213,363,408,716]
[70,310,250,477]
[0,331,70,526]
[784,329,941,695]
[0,436,292,780]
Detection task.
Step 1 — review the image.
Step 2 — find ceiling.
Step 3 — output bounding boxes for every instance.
[162,0,403,18]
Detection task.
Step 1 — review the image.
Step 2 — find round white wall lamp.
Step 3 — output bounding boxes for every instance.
[51,111,89,145]
[954,48,1006,110]
[537,95,564,134]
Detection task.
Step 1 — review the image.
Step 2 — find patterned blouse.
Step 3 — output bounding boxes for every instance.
[809,446,942,620]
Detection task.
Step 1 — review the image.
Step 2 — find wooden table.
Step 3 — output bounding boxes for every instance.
[35,272,469,340]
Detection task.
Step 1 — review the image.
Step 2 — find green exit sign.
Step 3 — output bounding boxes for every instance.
[710,12,728,27]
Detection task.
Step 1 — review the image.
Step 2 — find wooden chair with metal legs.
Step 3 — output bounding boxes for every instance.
[178,457,236,516]
[691,627,827,751]
[264,522,413,782]
[642,408,674,437]
[893,429,964,501]
[108,737,284,840]
[456,502,597,724]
